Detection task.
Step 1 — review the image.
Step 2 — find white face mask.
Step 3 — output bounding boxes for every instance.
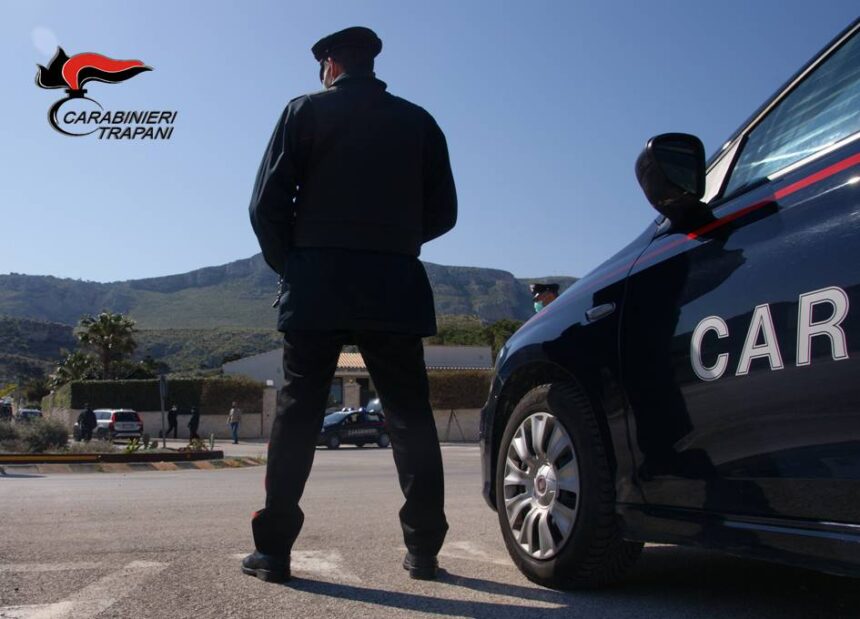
[320,61,334,89]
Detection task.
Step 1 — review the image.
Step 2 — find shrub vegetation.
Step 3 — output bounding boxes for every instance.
[43,377,264,415]
[427,370,492,409]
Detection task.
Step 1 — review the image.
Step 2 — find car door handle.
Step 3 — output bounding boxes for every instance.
[585,303,616,323]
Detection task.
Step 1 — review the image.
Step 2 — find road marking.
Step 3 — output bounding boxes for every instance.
[0,603,74,619]
[232,550,361,583]
[0,560,167,619]
[438,541,512,566]
[0,563,101,573]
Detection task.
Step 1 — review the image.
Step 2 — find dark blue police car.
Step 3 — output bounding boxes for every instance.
[318,404,390,449]
[480,18,860,588]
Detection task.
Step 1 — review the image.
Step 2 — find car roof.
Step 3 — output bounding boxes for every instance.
[93,408,137,413]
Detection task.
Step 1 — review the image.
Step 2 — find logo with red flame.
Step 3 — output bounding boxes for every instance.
[35,47,174,139]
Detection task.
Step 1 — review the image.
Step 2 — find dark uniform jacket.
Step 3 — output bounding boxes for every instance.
[81,408,96,431]
[249,73,457,336]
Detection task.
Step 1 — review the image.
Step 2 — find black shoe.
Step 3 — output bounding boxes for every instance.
[403,552,438,580]
[241,551,290,583]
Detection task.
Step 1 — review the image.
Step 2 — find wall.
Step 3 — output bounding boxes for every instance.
[45,407,76,430]
[138,411,263,440]
[424,346,492,369]
[433,409,481,442]
[223,349,283,388]
[46,399,481,442]
[47,408,264,440]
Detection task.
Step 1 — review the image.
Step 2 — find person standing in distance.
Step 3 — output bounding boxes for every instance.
[243,26,456,583]
[165,404,179,439]
[227,401,242,444]
[79,403,96,442]
[187,406,200,441]
[530,282,560,313]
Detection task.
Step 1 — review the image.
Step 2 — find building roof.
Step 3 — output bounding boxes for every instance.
[337,352,366,370]
[337,348,492,372]
[222,345,493,384]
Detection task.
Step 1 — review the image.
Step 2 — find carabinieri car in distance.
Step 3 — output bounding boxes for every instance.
[480,18,860,589]
[318,406,390,449]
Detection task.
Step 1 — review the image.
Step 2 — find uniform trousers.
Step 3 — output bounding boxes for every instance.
[252,329,448,557]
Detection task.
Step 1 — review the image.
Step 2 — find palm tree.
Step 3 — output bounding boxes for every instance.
[51,351,97,387]
[76,312,138,379]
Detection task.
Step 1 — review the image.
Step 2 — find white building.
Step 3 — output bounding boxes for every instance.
[223,345,493,409]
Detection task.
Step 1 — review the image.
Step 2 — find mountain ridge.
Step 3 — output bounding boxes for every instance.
[0,254,576,328]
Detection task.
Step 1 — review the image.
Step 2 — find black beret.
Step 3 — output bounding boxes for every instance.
[530,283,560,298]
[312,26,382,61]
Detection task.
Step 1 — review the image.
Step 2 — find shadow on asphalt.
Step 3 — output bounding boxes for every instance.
[282,546,859,618]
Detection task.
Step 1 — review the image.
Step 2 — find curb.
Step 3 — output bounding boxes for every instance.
[0,457,265,475]
[0,450,226,465]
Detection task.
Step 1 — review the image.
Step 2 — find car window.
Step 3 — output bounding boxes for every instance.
[724,29,860,197]
[703,139,740,204]
[115,412,138,422]
[96,412,110,420]
[325,412,348,424]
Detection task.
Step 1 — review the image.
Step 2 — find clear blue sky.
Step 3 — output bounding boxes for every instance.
[1,1,857,282]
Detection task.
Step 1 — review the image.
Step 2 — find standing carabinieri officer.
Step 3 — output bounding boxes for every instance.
[243,26,457,583]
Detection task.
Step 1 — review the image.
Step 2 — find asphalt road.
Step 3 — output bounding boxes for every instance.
[0,445,857,618]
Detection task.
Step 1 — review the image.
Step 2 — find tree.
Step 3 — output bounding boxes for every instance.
[425,316,523,358]
[485,319,523,357]
[76,312,138,379]
[112,356,166,380]
[21,376,50,404]
[0,383,17,400]
[51,351,97,387]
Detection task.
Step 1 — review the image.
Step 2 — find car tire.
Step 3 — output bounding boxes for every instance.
[495,382,642,589]
[377,433,390,448]
[326,435,340,450]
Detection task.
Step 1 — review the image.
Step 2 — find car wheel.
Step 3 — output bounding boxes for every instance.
[377,433,390,448]
[495,382,642,589]
[326,435,340,449]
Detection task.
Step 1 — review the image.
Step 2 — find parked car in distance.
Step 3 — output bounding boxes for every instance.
[74,409,143,441]
[15,408,42,423]
[318,408,389,449]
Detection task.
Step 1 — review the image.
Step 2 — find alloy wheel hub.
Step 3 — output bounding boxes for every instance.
[502,411,580,560]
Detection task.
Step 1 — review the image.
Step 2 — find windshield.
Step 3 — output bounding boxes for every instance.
[323,412,349,425]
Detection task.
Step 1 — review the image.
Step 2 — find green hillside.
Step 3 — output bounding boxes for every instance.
[0,255,577,383]
[136,328,283,371]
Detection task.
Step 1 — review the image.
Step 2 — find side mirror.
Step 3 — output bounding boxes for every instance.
[635,133,706,223]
